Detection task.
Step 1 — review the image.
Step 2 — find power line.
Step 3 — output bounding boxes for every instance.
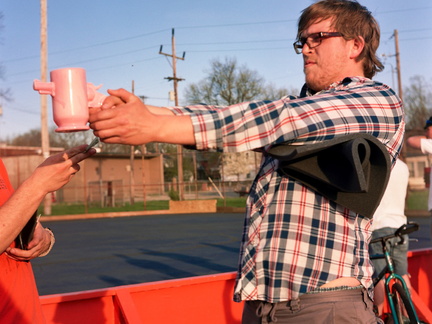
[188,46,291,54]
[175,19,297,30]
[4,7,431,65]
[4,106,39,115]
[177,38,292,47]
[375,6,432,15]
[2,29,170,64]
[398,28,432,33]
[2,11,431,82]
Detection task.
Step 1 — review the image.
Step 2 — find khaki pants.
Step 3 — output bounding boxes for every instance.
[242,287,382,324]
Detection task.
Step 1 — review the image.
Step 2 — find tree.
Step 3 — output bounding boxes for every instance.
[404,75,432,131]
[262,83,298,101]
[184,57,297,183]
[9,127,94,148]
[184,57,295,105]
[9,126,140,154]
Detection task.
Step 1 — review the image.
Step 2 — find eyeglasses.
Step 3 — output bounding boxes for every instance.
[293,32,343,54]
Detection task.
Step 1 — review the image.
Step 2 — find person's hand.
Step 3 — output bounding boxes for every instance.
[5,222,53,261]
[89,88,159,145]
[0,145,93,255]
[89,88,195,146]
[28,144,96,195]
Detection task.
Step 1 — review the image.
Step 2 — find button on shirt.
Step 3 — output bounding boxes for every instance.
[172,77,404,303]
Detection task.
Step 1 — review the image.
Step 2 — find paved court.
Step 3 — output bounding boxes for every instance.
[33,213,244,295]
[32,213,431,296]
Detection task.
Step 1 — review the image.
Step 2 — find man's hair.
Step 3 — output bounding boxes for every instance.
[297,0,384,78]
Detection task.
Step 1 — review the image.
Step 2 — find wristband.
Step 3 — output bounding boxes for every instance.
[39,228,55,257]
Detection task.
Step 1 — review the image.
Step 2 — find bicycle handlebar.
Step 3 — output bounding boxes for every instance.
[370,222,419,245]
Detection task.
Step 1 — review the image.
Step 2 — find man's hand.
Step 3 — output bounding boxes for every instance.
[88,89,159,145]
[5,222,53,261]
[88,88,195,146]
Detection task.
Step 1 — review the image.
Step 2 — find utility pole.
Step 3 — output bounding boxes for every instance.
[159,28,186,200]
[40,0,52,215]
[394,29,403,101]
[129,80,136,206]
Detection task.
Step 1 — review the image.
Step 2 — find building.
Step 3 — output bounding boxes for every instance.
[1,145,164,206]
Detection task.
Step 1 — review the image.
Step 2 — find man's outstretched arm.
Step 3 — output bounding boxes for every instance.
[406,135,425,150]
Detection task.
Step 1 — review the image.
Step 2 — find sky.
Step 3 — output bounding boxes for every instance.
[0,0,431,141]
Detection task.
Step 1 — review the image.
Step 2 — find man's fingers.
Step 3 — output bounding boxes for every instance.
[99,88,132,109]
[88,103,120,124]
[100,94,124,110]
[6,248,34,261]
[105,88,136,106]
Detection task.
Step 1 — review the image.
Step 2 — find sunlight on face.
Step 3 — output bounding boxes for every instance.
[301,18,353,92]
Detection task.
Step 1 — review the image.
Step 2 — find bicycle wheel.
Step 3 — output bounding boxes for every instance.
[391,282,418,324]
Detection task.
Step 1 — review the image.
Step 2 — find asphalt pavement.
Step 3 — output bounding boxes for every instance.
[33,212,245,295]
[32,213,431,296]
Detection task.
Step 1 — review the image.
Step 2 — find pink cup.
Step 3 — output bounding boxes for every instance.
[33,67,106,132]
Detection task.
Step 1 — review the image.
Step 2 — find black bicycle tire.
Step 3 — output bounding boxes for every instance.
[391,282,418,324]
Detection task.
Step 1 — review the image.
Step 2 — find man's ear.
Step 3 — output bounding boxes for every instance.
[350,36,365,60]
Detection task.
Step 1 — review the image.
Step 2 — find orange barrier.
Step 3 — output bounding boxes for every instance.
[408,248,432,322]
[40,272,243,324]
[40,249,432,324]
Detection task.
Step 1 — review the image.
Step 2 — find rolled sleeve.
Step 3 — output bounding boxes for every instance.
[190,112,222,151]
[170,104,224,151]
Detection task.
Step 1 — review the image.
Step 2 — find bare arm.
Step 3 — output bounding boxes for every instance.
[0,145,95,253]
[406,135,425,150]
[146,105,175,116]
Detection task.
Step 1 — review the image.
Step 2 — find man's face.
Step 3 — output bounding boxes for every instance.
[301,18,354,92]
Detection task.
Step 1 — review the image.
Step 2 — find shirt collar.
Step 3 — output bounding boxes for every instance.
[300,77,368,97]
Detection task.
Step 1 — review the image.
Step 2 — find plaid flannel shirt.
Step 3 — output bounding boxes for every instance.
[172,77,404,303]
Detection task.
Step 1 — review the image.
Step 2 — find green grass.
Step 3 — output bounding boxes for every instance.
[44,198,248,216]
[216,197,247,208]
[42,190,427,216]
[47,200,170,216]
[407,190,428,210]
